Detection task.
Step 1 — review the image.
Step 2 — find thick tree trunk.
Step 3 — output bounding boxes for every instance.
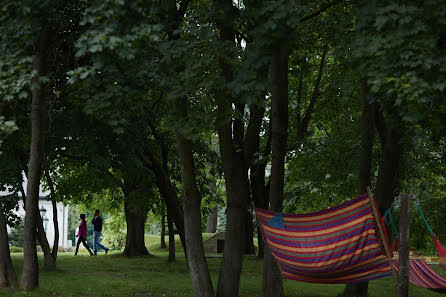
[123,186,149,257]
[21,28,50,290]
[205,207,218,233]
[263,47,288,297]
[175,99,214,297]
[122,177,149,257]
[167,208,175,262]
[215,6,251,296]
[374,119,403,211]
[395,194,410,297]
[0,203,17,288]
[161,207,167,249]
[345,81,373,297]
[244,212,255,254]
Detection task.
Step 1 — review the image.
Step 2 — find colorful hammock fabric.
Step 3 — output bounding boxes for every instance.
[255,193,392,284]
[392,259,446,293]
[434,238,446,270]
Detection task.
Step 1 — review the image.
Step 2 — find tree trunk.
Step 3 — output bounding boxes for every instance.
[21,27,50,291]
[205,207,218,233]
[123,201,149,257]
[44,159,59,261]
[344,81,373,297]
[215,5,251,296]
[395,194,410,297]
[251,123,271,259]
[143,146,187,256]
[36,214,56,269]
[244,212,255,254]
[161,206,167,249]
[263,47,288,297]
[167,207,176,262]
[0,202,17,288]
[175,98,214,297]
[374,118,403,212]
[122,177,149,257]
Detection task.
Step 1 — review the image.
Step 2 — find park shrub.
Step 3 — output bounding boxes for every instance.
[9,246,23,253]
[103,230,126,251]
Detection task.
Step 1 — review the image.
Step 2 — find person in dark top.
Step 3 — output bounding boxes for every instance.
[91,209,109,255]
[74,214,93,256]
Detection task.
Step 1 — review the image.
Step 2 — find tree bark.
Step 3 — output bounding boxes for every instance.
[143,146,187,256]
[122,176,149,257]
[215,4,256,296]
[21,27,50,290]
[374,117,404,212]
[36,214,56,269]
[244,213,256,254]
[345,81,373,297]
[0,202,17,288]
[167,207,175,262]
[251,123,271,259]
[175,98,214,297]
[263,47,288,297]
[205,207,218,233]
[395,194,410,297]
[161,206,167,249]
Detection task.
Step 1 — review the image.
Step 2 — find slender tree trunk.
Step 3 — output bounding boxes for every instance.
[0,202,17,288]
[42,91,59,265]
[143,147,187,256]
[46,167,59,261]
[345,81,373,297]
[395,194,410,297]
[21,27,50,290]
[17,188,56,269]
[205,207,218,233]
[251,123,271,259]
[167,208,176,262]
[175,98,214,297]
[263,47,288,297]
[161,206,167,249]
[36,214,56,269]
[122,177,149,257]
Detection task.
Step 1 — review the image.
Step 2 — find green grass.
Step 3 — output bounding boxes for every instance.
[1,236,445,297]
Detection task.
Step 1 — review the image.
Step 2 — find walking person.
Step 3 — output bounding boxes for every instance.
[74,214,93,256]
[91,209,109,255]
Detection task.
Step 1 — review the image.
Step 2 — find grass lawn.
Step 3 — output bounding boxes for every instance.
[1,235,445,297]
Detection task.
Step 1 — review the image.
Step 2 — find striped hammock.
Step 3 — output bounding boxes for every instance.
[255,193,393,284]
[392,259,446,293]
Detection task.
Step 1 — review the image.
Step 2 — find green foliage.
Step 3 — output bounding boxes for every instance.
[353,1,446,136]
[102,211,127,251]
[8,246,23,253]
[8,218,24,248]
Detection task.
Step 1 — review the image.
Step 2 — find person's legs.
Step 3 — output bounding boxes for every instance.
[95,232,109,253]
[93,231,99,255]
[74,237,82,255]
[81,237,94,255]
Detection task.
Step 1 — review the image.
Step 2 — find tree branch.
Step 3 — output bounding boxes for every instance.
[300,0,345,23]
[297,45,329,141]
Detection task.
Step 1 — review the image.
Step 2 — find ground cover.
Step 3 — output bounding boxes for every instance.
[1,236,445,297]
